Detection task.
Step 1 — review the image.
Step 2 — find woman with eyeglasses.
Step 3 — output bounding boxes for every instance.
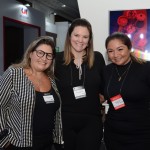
[0,36,63,150]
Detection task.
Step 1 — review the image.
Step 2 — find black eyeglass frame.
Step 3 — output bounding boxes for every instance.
[35,50,54,60]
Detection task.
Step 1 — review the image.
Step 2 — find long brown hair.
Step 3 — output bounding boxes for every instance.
[64,18,94,68]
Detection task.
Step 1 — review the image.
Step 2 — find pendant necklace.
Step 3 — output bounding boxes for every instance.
[74,51,87,80]
[115,61,132,82]
[75,58,82,80]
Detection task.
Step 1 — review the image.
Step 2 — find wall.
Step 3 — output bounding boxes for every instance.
[0,0,45,74]
[24,28,39,50]
[56,22,70,52]
[30,0,57,33]
[78,0,150,63]
[29,0,69,52]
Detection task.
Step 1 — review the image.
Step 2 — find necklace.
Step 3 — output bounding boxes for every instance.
[74,58,82,80]
[73,51,87,80]
[115,61,132,82]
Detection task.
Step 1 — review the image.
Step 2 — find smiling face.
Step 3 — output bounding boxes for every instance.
[107,39,131,65]
[70,26,90,55]
[30,44,53,72]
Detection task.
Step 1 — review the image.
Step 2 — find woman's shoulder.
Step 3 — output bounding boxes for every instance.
[106,62,114,67]
[94,51,105,65]
[94,51,103,58]
[3,66,23,75]
[140,60,150,71]
[145,60,150,66]
[1,66,23,83]
[104,63,114,72]
[55,51,64,59]
[132,60,150,68]
[55,52,65,67]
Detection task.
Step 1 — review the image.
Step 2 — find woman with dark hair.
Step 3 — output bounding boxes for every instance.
[103,32,150,150]
[0,36,63,150]
[55,18,105,150]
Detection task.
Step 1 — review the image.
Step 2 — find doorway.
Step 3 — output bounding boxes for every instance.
[3,16,40,70]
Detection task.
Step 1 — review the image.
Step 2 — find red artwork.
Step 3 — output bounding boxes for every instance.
[117,10,147,51]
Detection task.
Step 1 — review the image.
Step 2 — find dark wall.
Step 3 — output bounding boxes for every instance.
[4,26,24,70]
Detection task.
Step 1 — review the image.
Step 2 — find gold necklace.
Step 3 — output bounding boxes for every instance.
[115,61,132,82]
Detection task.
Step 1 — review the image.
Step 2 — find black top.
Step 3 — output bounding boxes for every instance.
[103,60,150,142]
[55,51,105,116]
[33,88,60,140]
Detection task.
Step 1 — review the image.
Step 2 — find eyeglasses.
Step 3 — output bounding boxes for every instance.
[35,50,54,60]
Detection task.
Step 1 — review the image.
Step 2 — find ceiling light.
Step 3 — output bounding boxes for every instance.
[62,4,66,7]
[50,12,57,16]
[16,0,32,7]
[25,3,30,7]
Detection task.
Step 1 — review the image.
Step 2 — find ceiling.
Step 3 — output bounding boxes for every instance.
[34,0,80,22]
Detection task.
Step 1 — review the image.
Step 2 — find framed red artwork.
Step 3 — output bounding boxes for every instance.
[109,9,150,60]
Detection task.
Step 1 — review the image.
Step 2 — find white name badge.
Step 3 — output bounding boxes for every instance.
[110,94,125,110]
[73,86,86,99]
[43,95,54,104]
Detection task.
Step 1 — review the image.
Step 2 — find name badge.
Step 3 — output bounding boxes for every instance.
[110,94,125,110]
[73,86,86,99]
[43,95,54,104]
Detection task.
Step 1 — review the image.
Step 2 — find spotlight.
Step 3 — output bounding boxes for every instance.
[16,0,32,7]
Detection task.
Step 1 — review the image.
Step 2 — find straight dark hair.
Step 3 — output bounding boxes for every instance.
[105,32,145,64]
